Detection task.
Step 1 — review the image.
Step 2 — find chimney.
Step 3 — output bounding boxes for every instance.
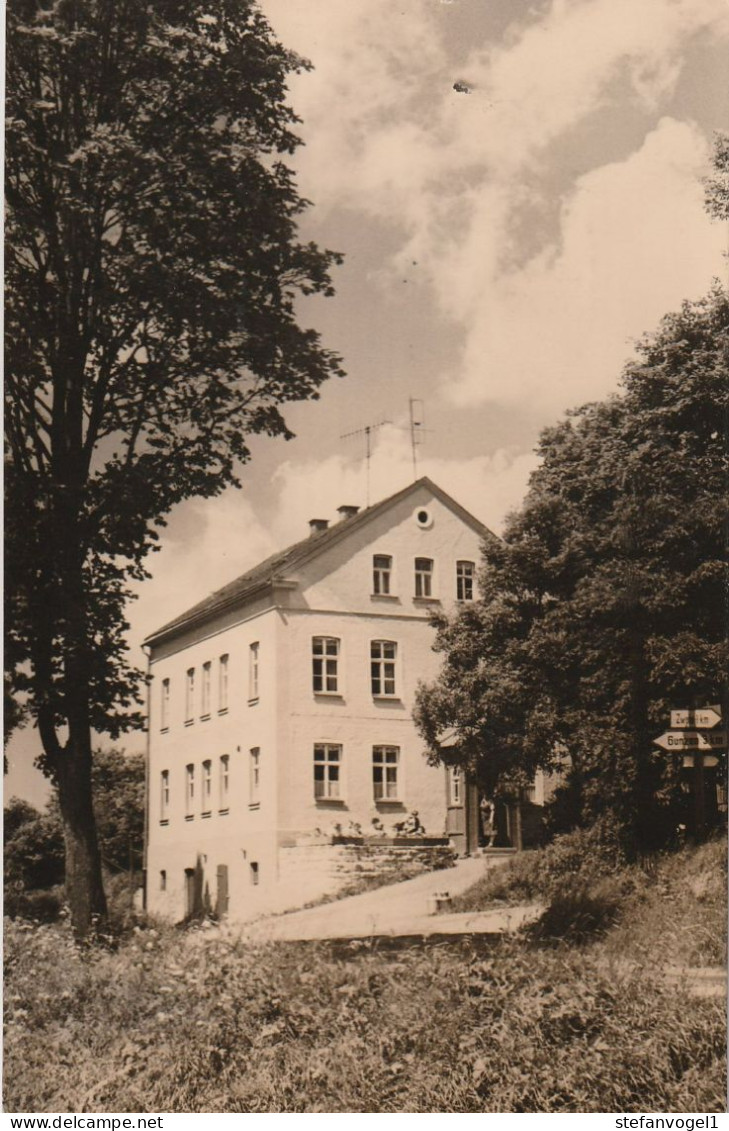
[337,505,360,521]
[309,518,329,536]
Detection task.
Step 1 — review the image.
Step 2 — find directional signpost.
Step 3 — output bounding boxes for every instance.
[670,707,722,730]
[653,730,727,752]
[654,705,725,839]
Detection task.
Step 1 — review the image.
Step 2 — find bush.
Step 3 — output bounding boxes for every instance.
[3,885,63,923]
[529,877,624,944]
[104,871,144,932]
[451,816,634,913]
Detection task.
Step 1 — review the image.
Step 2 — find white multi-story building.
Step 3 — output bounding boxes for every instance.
[143,477,492,922]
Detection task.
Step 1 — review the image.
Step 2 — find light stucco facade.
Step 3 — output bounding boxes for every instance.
[144,479,490,922]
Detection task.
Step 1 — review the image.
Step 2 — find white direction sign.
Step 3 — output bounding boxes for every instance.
[654,730,727,752]
[670,707,722,729]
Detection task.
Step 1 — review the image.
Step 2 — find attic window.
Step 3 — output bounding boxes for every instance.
[415,508,433,529]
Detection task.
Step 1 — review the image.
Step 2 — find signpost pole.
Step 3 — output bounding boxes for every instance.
[654,704,725,842]
[694,751,706,841]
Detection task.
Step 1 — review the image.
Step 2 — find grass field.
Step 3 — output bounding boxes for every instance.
[4,837,726,1113]
[451,832,727,969]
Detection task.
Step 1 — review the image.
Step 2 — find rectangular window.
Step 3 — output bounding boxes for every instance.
[160,770,170,822]
[373,554,392,596]
[201,662,211,718]
[414,557,433,598]
[249,642,259,701]
[314,743,342,800]
[449,766,462,806]
[160,870,167,892]
[218,654,229,713]
[457,560,475,601]
[185,763,195,817]
[249,747,260,806]
[219,754,230,811]
[185,668,195,724]
[250,861,260,885]
[371,640,397,697]
[201,759,212,815]
[373,746,400,801]
[160,678,170,731]
[312,636,339,694]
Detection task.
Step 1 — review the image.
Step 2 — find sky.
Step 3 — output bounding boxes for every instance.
[6,0,728,806]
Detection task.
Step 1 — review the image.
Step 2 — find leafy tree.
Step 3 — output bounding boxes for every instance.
[4,797,65,892]
[5,0,342,935]
[5,748,144,898]
[86,748,145,874]
[705,132,729,223]
[415,285,729,849]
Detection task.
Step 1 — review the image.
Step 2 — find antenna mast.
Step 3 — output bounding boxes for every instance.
[340,417,391,506]
[409,398,424,480]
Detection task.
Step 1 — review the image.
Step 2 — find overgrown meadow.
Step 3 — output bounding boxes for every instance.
[5,838,726,1113]
[4,841,723,1112]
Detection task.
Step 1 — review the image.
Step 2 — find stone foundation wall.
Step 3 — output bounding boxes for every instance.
[276,837,455,908]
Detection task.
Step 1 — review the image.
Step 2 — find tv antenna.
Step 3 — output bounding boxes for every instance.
[340,417,391,506]
[409,398,427,479]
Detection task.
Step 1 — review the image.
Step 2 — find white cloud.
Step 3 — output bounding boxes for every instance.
[447,117,724,411]
[449,0,727,169]
[262,0,728,423]
[264,426,537,542]
[264,0,728,229]
[128,493,278,661]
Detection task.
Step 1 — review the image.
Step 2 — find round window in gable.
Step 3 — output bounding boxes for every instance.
[415,507,433,529]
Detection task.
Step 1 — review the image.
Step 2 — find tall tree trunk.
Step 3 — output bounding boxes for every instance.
[55,720,108,938]
[43,482,109,939]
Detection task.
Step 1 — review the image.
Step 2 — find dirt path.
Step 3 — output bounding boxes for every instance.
[240,853,538,942]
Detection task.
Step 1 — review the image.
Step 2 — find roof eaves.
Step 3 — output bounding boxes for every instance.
[144,576,275,647]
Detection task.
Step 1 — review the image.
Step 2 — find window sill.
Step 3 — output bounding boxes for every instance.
[314,691,344,700]
[201,811,211,819]
[374,799,405,809]
[218,707,229,716]
[218,808,229,816]
[315,798,347,807]
[160,727,169,734]
[184,814,194,821]
[249,802,260,811]
[248,697,259,706]
[200,713,211,723]
[413,596,440,605]
[159,818,169,826]
[370,593,399,602]
[372,695,402,703]
[184,719,194,727]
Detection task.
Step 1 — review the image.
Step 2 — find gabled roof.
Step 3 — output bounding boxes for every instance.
[144,477,495,647]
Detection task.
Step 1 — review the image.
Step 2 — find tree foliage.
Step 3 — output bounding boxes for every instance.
[415,286,729,846]
[5,0,342,933]
[4,797,66,892]
[5,748,145,898]
[704,132,729,223]
[84,748,145,873]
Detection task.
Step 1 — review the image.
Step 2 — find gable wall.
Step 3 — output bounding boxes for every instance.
[290,483,484,614]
